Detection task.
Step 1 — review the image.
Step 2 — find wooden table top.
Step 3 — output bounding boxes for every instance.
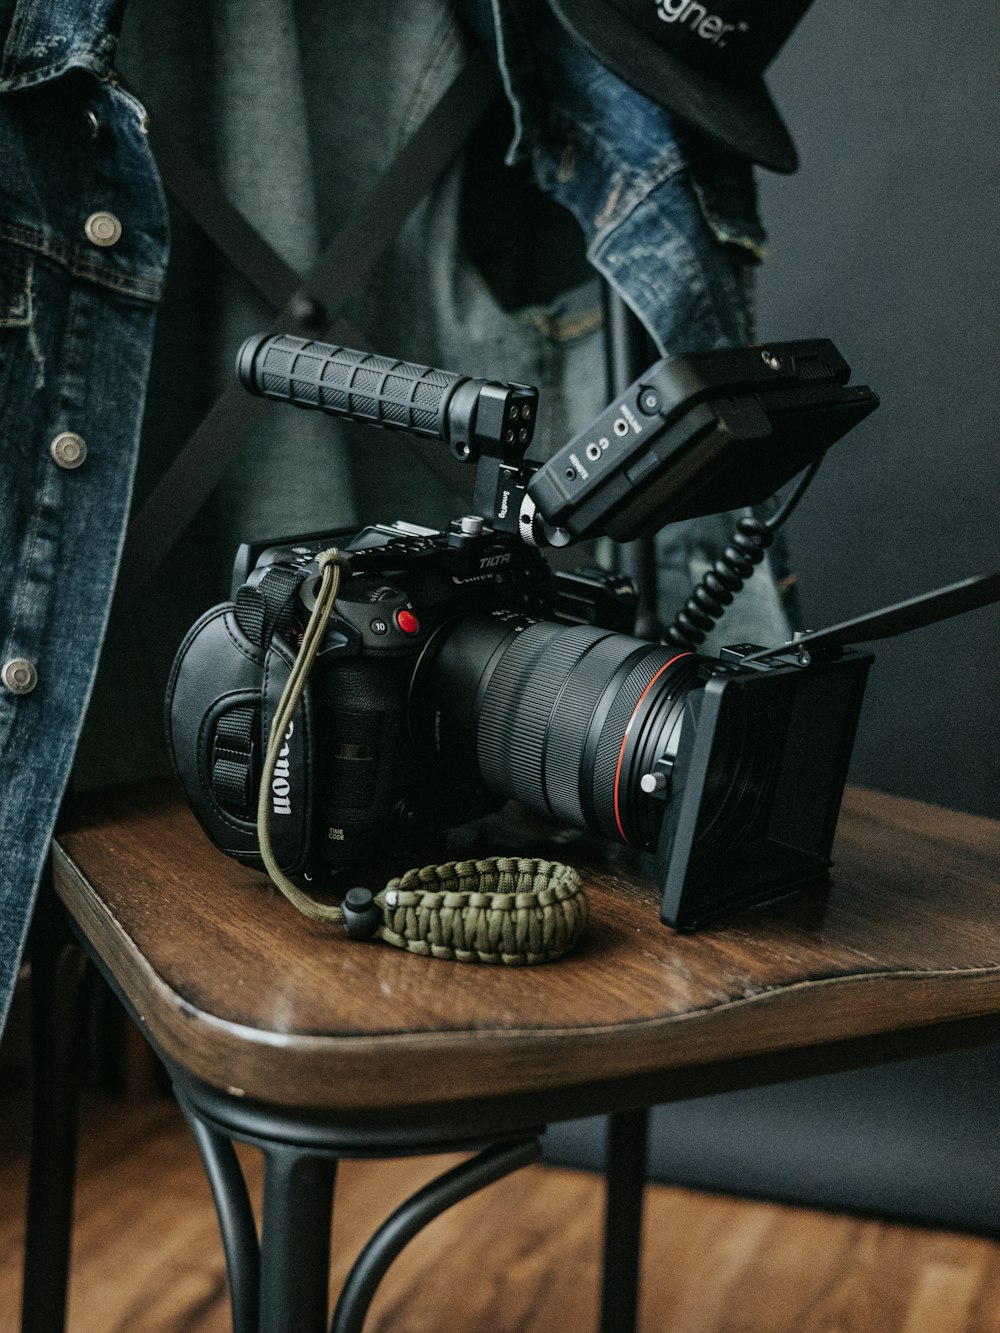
[52,780,1000,1111]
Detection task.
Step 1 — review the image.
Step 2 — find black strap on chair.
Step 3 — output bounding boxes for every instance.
[115,50,500,607]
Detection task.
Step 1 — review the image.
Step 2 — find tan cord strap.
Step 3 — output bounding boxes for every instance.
[256,549,354,926]
[255,550,588,964]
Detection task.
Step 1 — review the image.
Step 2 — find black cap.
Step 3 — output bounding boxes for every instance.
[548,0,813,172]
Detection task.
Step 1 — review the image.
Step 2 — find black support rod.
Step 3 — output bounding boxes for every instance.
[21,881,86,1333]
[331,1136,541,1333]
[259,1147,337,1333]
[176,1090,262,1333]
[600,1106,649,1333]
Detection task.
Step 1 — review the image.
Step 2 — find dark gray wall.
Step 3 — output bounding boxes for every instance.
[755,2,999,817]
[553,3,1000,1228]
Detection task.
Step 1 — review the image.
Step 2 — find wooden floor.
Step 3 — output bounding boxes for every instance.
[1,1089,998,1333]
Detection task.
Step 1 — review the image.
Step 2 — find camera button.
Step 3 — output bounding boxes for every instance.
[370,618,389,635]
[396,610,420,635]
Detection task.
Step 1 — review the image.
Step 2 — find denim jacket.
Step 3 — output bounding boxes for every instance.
[465,0,790,656]
[0,0,168,1031]
[463,0,765,347]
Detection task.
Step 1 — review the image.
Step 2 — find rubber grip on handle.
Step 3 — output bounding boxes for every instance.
[236,333,465,441]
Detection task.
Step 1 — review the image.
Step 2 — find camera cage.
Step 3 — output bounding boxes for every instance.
[222,333,999,929]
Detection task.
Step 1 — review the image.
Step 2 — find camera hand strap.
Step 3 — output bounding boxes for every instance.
[255,549,589,965]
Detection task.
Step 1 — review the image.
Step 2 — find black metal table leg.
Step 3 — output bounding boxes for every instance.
[600,1106,649,1333]
[259,1144,337,1332]
[176,1089,262,1333]
[21,878,87,1333]
[331,1137,541,1333]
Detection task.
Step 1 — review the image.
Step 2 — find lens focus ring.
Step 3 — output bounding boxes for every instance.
[542,632,647,826]
[422,612,701,855]
[477,622,594,811]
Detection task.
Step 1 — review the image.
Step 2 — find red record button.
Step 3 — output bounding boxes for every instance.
[395,609,420,635]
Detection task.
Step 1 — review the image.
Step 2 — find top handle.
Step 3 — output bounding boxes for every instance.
[237,333,465,441]
[237,333,538,461]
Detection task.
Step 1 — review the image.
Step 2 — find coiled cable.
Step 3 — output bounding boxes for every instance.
[663,456,825,650]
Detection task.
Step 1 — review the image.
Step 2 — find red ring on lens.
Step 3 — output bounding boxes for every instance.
[612,653,691,843]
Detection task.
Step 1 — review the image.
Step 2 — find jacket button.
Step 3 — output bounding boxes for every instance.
[50,432,87,469]
[84,211,122,247]
[2,658,38,695]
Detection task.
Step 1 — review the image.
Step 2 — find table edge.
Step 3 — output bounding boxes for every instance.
[53,843,1000,1111]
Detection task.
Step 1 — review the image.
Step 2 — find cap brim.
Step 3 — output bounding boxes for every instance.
[549,0,799,173]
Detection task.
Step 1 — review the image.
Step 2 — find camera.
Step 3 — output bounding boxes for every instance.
[166,333,998,929]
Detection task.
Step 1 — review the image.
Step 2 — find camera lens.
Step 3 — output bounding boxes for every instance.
[410,614,700,850]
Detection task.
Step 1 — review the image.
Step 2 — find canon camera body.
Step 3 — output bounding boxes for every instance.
[167,514,636,882]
